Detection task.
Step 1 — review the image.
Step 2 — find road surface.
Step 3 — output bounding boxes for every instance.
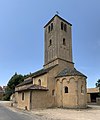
[0,103,41,120]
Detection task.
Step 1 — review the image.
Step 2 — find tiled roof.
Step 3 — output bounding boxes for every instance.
[29,85,48,90]
[17,79,33,87]
[15,84,48,92]
[44,14,72,28]
[87,88,100,93]
[17,65,56,87]
[16,65,57,87]
[31,65,57,78]
[56,68,87,78]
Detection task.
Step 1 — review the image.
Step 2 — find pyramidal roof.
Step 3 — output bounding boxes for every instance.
[44,14,72,28]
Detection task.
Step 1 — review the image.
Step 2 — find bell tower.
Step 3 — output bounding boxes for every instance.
[44,15,74,69]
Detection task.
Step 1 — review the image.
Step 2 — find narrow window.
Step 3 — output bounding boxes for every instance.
[51,23,53,31]
[38,79,41,86]
[81,85,84,93]
[48,26,50,33]
[61,22,63,30]
[49,39,52,46]
[63,38,66,45]
[65,86,68,93]
[22,92,24,100]
[52,89,55,96]
[64,24,67,32]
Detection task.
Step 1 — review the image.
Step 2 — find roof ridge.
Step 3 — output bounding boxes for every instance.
[44,14,72,28]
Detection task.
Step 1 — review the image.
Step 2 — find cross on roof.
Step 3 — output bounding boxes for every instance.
[56,11,59,15]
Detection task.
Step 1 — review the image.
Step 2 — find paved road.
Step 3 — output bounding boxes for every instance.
[0,103,41,120]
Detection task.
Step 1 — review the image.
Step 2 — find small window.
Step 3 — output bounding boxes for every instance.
[81,85,84,93]
[48,26,50,33]
[38,79,41,86]
[64,24,67,32]
[22,92,24,100]
[65,86,68,93]
[52,89,55,96]
[51,23,53,31]
[63,38,66,45]
[49,39,52,46]
[61,22,63,30]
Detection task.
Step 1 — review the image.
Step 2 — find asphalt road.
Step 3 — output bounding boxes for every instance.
[0,103,41,120]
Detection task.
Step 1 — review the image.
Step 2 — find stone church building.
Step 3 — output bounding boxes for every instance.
[15,15,87,110]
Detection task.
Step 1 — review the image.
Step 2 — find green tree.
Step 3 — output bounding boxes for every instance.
[96,79,100,88]
[3,73,24,100]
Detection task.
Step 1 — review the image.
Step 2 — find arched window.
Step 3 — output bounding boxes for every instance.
[51,23,53,31]
[52,89,55,96]
[63,38,66,45]
[48,26,50,33]
[22,92,24,100]
[38,79,41,86]
[61,22,63,30]
[64,24,67,32]
[49,39,52,46]
[65,86,68,93]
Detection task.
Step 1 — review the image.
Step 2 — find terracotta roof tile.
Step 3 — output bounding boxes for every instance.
[15,84,48,92]
[56,68,87,78]
[17,79,33,87]
[31,65,57,78]
[16,65,57,87]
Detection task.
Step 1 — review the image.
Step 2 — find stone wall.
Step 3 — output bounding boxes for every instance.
[31,90,54,109]
[96,98,100,105]
[44,15,73,69]
[55,76,87,108]
[33,74,47,87]
[87,94,91,103]
[17,91,30,110]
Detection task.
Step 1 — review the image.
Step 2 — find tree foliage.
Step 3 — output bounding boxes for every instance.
[3,73,24,100]
[95,79,100,88]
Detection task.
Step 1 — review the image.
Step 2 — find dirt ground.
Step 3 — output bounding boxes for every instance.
[1,101,100,120]
[31,105,100,120]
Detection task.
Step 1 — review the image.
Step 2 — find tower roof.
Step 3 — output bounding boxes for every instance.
[56,68,87,78]
[44,14,72,28]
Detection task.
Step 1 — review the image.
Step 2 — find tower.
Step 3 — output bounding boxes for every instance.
[44,15,74,69]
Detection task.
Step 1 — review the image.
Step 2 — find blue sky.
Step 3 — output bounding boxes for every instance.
[0,0,100,88]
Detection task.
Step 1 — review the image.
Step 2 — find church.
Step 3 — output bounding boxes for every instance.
[15,14,87,110]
